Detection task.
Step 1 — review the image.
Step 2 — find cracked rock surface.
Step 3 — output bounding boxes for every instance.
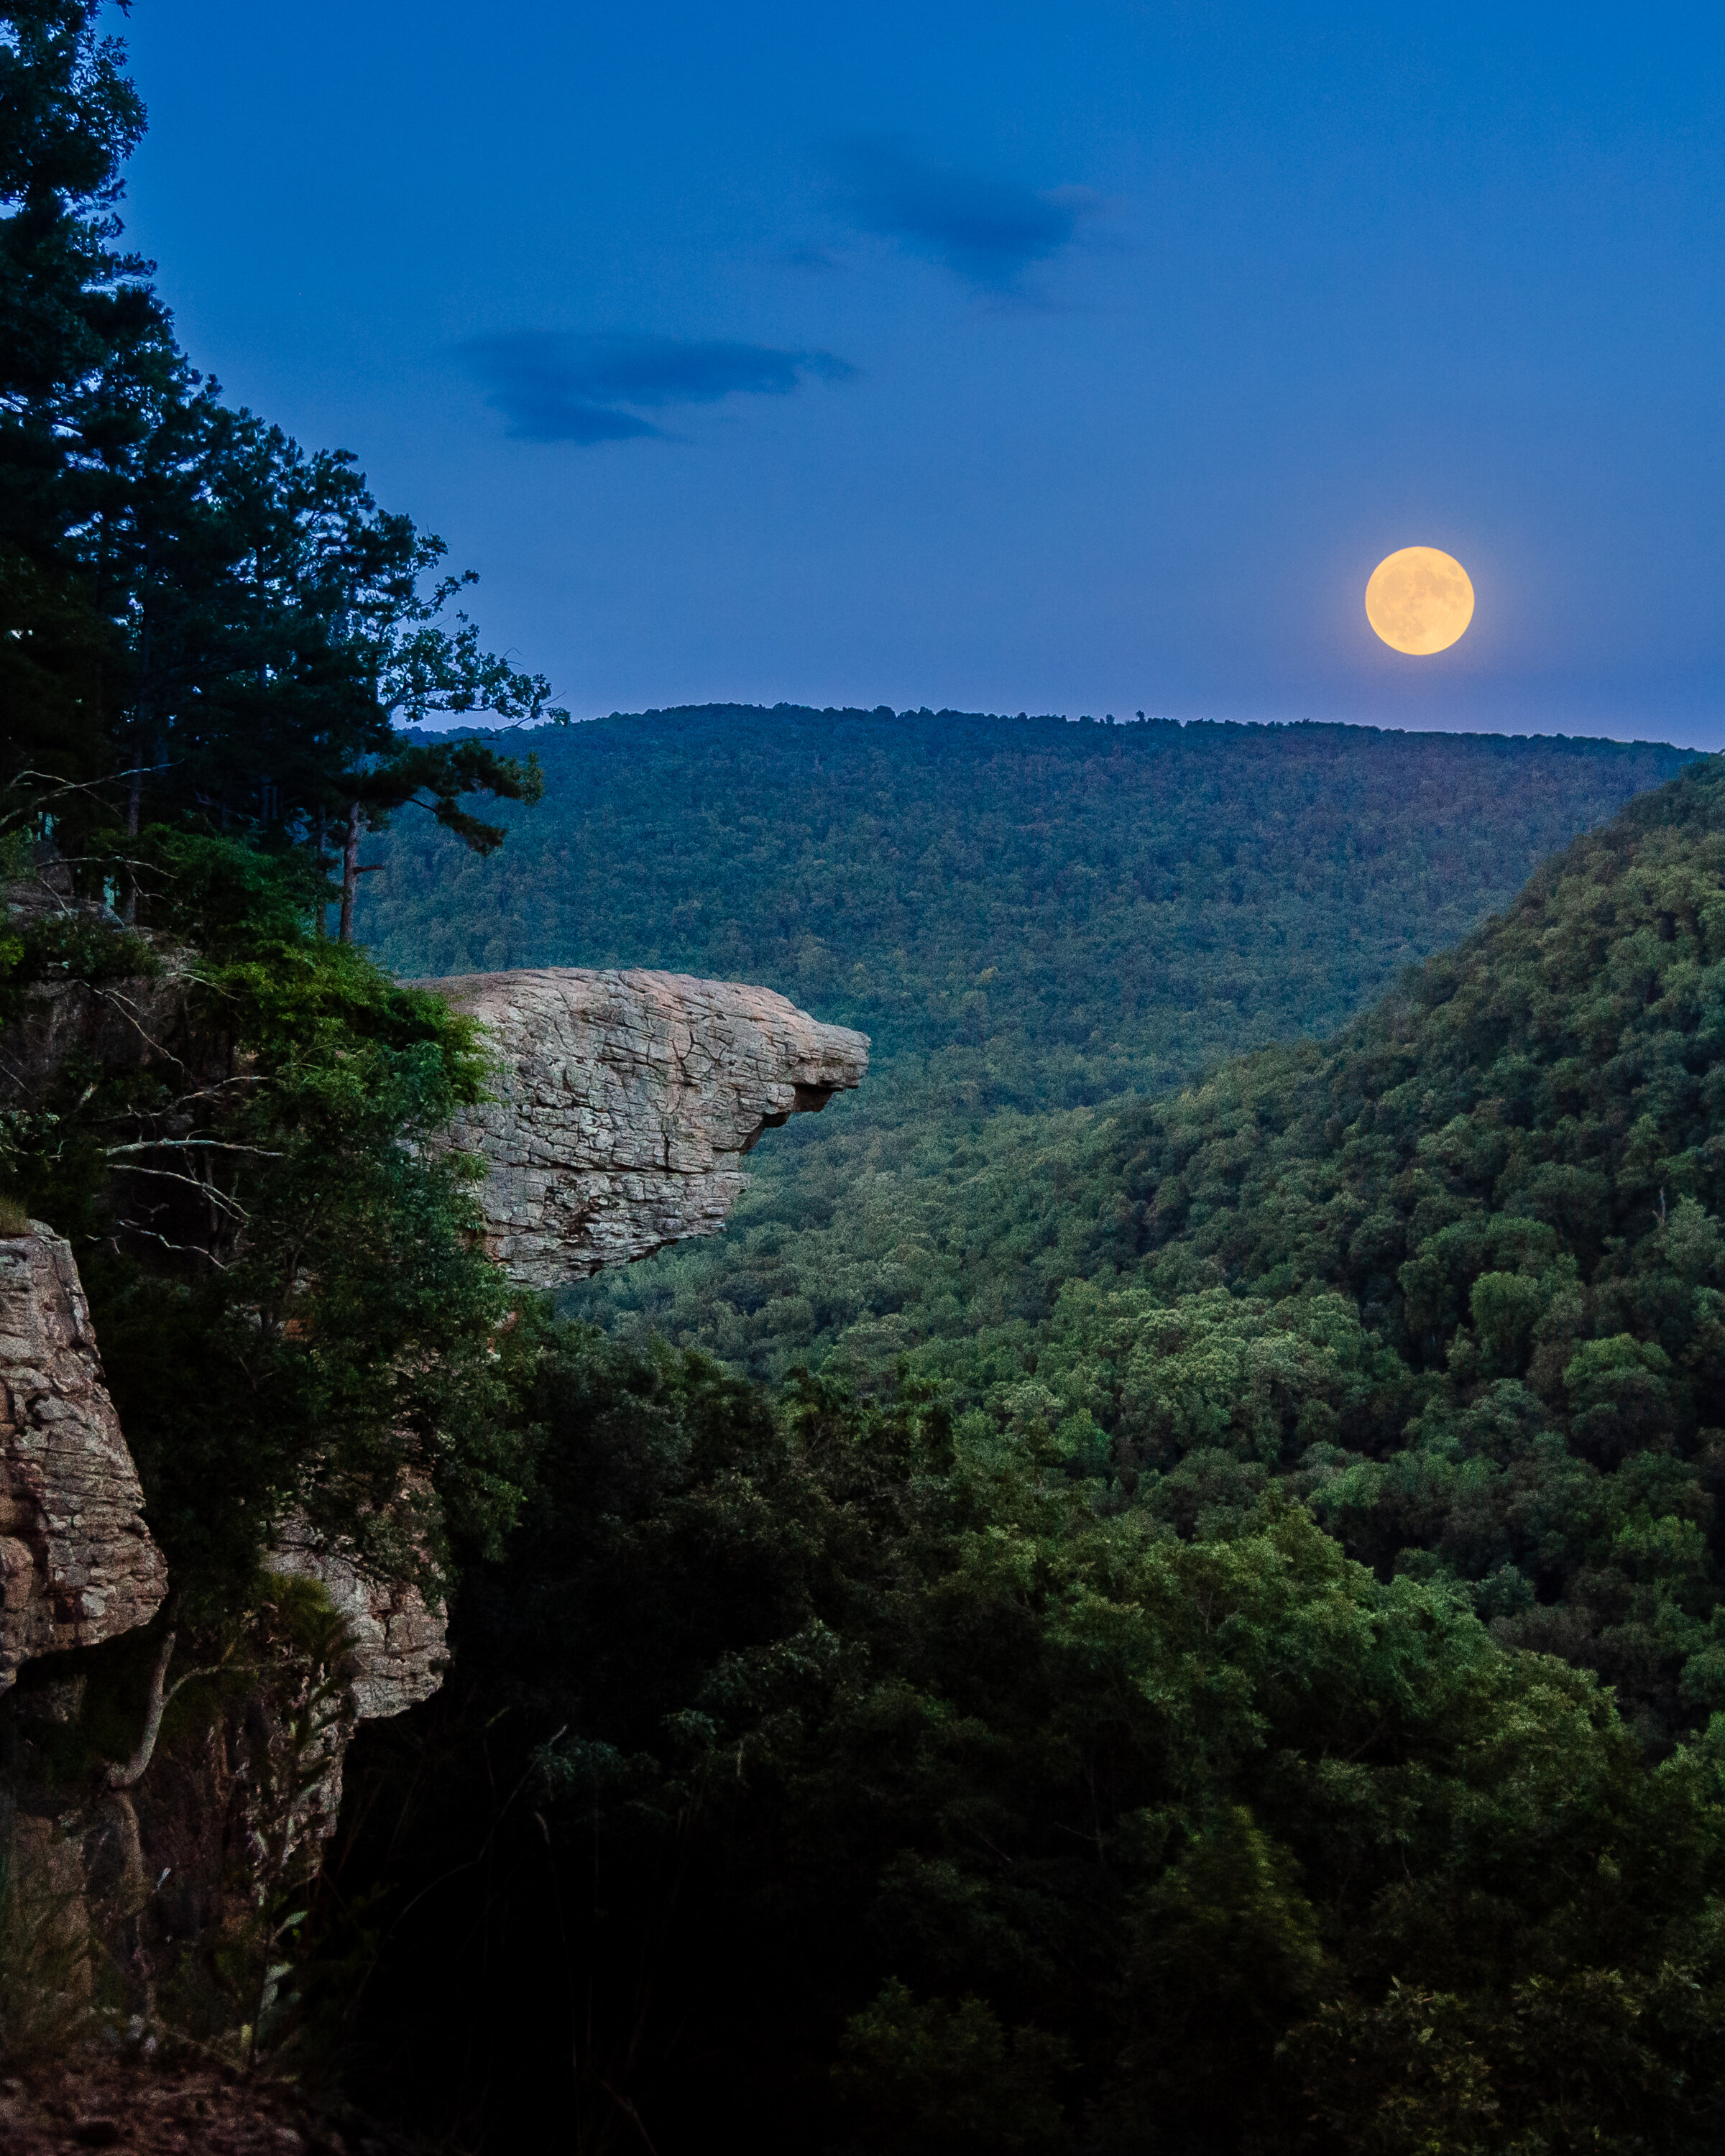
[264,1475,448,1845]
[0,1226,168,1686]
[415,968,870,1289]
[271,1500,446,1723]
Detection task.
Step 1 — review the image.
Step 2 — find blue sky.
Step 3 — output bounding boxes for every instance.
[115,1,1725,744]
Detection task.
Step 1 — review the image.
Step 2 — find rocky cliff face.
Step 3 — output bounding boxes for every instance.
[0,964,865,1708]
[417,968,870,1289]
[0,1226,167,1687]
[270,1496,445,1723]
[254,968,865,1818]
[0,959,866,2037]
[0,874,189,1103]
[259,1495,448,1860]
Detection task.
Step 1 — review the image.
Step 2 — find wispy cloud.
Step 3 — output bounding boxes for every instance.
[826,136,1100,291]
[464,331,856,446]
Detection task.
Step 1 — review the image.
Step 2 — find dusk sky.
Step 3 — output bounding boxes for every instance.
[115,1,1725,745]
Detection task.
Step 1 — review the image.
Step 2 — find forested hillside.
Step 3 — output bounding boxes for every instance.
[590,755,1725,1746]
[363,707,1688,1108]
[369,706,1699,1406]
[1018,751,1725,1746]
[401,708,1695,1373]
[331,755,1725,2154]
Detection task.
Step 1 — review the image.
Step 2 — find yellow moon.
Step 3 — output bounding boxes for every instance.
[1364,545,1475,655]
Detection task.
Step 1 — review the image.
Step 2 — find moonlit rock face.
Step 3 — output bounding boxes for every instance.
[1365,545,1476,655]
[413,967,870,1289]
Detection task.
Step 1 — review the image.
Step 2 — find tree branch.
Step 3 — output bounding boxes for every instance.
[104,1137,280,1158]
[106,1630,229,1788]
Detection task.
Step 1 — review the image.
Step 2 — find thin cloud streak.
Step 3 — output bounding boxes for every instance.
[464,331,857,445]
[825,135,1100,290]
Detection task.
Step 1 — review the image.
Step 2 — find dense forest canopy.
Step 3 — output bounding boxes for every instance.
[565,757,1725,1743]
[365,705,1690,1107]
[346,720,1725,2150]
[334,760,1725,2153]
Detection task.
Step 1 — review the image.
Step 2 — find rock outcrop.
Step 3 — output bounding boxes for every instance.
[0,873,190,1104]
[417,968,870,1289]
[0,936,871,2045]
[0,1226,168,1687]
[270,1501,446,1722]
[262,1503,447,1857]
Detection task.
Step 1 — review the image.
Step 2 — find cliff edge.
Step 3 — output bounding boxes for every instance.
[415,967,869,1289]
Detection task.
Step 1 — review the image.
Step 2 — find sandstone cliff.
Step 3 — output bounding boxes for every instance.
[0,957,867,2032]
[0,1226,167,1687]
[0,964,866,1705]
[270,1497,445,1723]
[416,967,869,1289]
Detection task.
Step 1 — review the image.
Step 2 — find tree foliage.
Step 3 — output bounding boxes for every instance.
[0,0,559,927]
[323,1330,1725,2153]
[0,1,557,1598]
[561,756,1725,1746]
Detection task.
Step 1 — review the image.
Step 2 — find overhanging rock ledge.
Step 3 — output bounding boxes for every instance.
[413,967,869,1290]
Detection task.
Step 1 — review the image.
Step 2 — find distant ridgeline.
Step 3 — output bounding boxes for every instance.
[364,707,1691,1110]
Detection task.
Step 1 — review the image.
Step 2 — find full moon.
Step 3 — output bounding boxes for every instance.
[1364,545,1475,655]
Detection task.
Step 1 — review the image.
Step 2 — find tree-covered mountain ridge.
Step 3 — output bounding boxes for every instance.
[535,742,1725,1748]
[364,706,1692,1110]
[1108,742,1725,1321]
[883,750,1725,1744]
